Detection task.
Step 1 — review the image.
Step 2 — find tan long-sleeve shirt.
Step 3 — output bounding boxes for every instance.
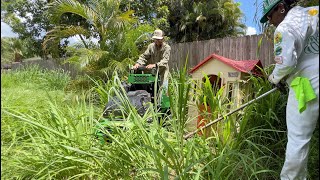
[136,42,171,85]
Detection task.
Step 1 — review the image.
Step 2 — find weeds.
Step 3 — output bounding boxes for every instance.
[1,65,318,179]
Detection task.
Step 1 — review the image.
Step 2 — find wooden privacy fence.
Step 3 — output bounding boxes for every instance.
[169,34,274,70]
[5,35,274,75]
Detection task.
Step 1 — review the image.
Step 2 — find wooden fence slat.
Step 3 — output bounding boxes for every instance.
[169,34,274,70]
[232,37,237,60]
[203,40,210,61]
[245,35,250,60]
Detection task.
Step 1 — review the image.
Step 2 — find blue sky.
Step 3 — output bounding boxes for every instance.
[1,21,18,38]
[235,0,264,35]
[1,0,264,38]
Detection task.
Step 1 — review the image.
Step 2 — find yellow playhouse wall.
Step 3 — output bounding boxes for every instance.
[191,60,240,82]
[191,59,243,100]
[186,58,244,131]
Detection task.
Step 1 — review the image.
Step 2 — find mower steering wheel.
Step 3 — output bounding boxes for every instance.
[131,65,157,75]
[137,66,147,71]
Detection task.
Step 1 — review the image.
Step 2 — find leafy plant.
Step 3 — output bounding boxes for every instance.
[1,0,53,57]
[2,62,318,179]
[44,0,136,53]
[1,37,31,63]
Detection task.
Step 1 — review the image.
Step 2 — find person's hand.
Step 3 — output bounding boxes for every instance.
[274,81,287,94]
[146,64,156,69]
[268,74,287,94]
[268,74,276,84]
[132,63,140,70]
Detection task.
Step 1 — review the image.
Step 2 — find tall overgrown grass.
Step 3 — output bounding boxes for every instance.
[1,65,318,179]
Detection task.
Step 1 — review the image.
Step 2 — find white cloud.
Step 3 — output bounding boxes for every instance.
[67,35,81,45]
[1,22,19,38]
[67,35,99,45]
[246,26,257,35]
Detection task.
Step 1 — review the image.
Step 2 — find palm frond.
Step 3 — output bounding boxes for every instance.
[106,10,136,32]
[43,25,91,50]
[100,57,134,77]
[49,0,98,26]
[48,26,91,38]
[117,10,137,24]
[65,48,108,68]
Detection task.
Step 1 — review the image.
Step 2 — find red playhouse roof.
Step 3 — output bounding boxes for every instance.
[189,53,263,76]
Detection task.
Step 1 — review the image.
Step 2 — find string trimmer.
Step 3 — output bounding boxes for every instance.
[183,87,279,140]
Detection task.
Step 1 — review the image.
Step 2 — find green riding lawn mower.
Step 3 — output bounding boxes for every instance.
[95,66,171,143]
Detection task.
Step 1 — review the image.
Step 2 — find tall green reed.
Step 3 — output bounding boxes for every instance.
[3,62,316,179]
[1,66,104,179]
[1,65,71,90]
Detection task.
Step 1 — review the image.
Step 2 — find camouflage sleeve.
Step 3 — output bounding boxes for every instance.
[156,45,171,67]
[136,44,152,65]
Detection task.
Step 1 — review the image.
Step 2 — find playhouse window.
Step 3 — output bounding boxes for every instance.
[227,82,238,102]
[227,82,233,100]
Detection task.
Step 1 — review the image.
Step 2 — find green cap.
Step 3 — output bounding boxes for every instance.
[260,0,282,23]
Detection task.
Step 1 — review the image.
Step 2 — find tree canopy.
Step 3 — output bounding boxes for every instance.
[1,0,52,57]
[120,0,246,42]
[166,0,246,42]
[3,0,299,76]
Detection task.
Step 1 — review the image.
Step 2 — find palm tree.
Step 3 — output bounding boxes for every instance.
[45,0,135,49]
[43,0,138,77]
[44,0,134,55]
[168,0,246,42]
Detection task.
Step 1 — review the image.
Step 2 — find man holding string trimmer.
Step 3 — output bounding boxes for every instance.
[260,0,319,179]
